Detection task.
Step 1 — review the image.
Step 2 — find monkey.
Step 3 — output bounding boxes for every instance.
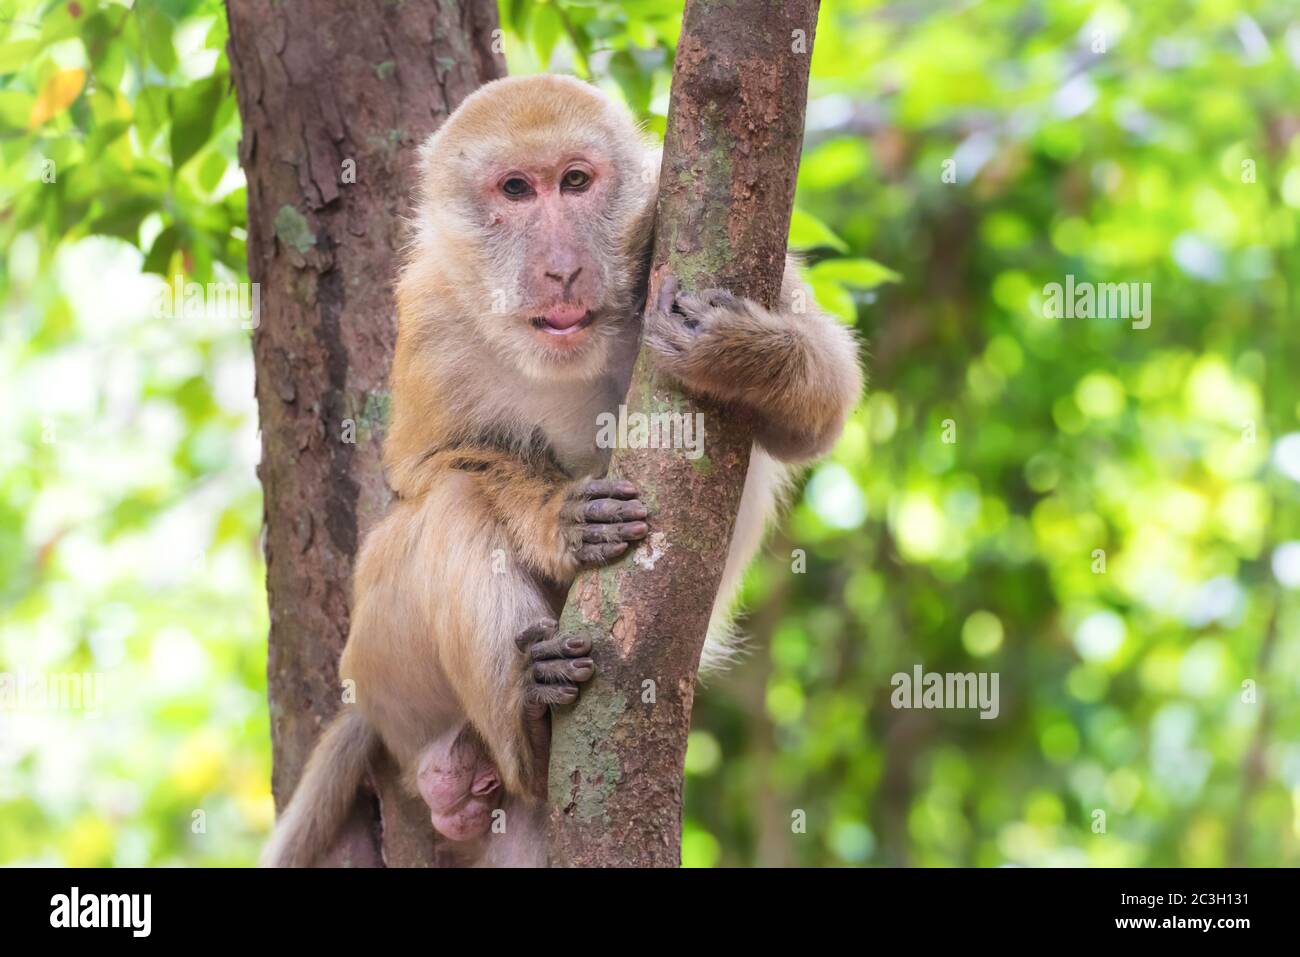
[261,74,863,867]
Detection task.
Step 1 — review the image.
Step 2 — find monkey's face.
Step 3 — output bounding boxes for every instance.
[470,144,639,382]
[418,76,655,383]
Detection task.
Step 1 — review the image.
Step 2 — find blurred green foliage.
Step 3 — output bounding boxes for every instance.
[0,0,264,866]
[2,0,1298,867]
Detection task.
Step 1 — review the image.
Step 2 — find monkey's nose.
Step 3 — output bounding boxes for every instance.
[544,267,583,294]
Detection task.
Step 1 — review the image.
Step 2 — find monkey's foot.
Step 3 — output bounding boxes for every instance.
[561,478,649,566]
[514,616,595,795]
[515,620,595,777]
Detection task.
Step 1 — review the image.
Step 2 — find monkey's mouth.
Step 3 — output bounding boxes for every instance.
[531,305,594,338]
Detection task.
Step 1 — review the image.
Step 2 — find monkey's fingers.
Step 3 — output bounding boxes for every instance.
[526,683,579,708]
[644,301,700,360]
[579,478,641,501]
[581,520,648,544]
[527,633,592,662]
[655,274,679,315]
[514,618,558,653]
[576,541,630,564]
[574,497,648,524]
[682,288,742,314]
[533,657,594,686]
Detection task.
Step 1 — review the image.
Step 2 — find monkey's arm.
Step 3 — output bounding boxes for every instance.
[645,259,864,463]
[413,448,650,583]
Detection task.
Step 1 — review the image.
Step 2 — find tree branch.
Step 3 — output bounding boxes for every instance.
[546,0,821,867]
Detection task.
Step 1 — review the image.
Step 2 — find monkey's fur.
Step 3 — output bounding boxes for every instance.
[262,75,862,867]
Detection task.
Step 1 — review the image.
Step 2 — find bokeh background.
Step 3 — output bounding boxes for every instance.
[3,0,1299,866]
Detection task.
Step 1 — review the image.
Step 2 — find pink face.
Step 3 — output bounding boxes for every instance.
[482,152,614,352]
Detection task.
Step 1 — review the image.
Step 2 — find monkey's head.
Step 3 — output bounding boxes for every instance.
[414,74,657,381]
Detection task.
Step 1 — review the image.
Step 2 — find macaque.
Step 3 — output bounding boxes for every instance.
[262,74,862,867]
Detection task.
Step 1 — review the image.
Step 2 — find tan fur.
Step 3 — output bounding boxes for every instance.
[646,260,864,463]
[259,709,375,868]
[263,75,863,867]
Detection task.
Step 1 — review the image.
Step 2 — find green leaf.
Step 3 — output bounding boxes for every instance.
[197,151,228,193]
[170,75,226,170]
[204,13,229,50]
[504,0,531,32]
[143,224,182,276]
[90,196,159,243]
[799,137,872,192]
[139,5,178,74]
[85,119,132,158]
[90,33,128,91]
[807,276,857,323]
[788,208,849,253]
[0,90,34,128]
[531,2,563,67]
[134,86,170,146]
[809,257,901,289]
[608,50,651,117]
[0,41,41,75]
[39,0,94,45]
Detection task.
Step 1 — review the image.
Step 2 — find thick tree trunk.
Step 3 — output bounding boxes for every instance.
[546,0,821,867]
[226,0,504,867]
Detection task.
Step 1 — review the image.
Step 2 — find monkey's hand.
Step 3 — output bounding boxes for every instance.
[645,281,770,389]
[515,620,596,798]
[646,275,863,463]
[559,478,649,567]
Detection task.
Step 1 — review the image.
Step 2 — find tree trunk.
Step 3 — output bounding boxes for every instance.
[546,0,821,867]
[226,0,504,867]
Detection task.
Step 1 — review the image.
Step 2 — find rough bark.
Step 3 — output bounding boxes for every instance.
[226,0,504,867]
[547,0,821,867]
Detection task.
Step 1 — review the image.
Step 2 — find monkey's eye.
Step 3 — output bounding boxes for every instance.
[500,176,533,199]
[561,168,591,192]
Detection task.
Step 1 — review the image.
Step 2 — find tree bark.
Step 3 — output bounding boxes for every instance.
[546,0,821,867]
[226,0,504,867]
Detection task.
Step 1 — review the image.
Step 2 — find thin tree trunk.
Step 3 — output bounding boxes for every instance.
[226,0,504,867]
[547,0,821,867]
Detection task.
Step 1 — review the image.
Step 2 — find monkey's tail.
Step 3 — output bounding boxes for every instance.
[260,708,377,868]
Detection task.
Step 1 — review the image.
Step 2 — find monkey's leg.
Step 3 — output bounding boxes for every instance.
[341,478,549,799]
[645,272,863,463]
[347,467,634,800]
